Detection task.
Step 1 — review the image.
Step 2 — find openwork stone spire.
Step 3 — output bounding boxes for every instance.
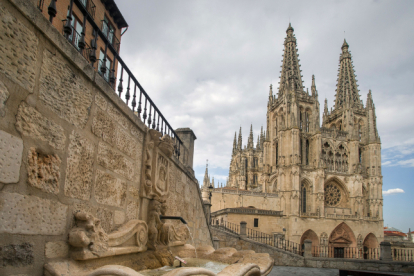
[334,39,362,110]
[247,124,254,149]
[238,127,242,150]
[233,132,237,153]
[278,23,304,95]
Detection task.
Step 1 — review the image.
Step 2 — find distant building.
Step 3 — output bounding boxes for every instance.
[204,24,384,254]
[384,227,407,243]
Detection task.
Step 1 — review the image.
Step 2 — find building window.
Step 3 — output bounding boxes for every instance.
[306,113,310,132]
[254,218,259,227]
[299,112,303,130]
[301,183,306,213]
[324,183,342,207]
[254,158,258,168]
[300,139,303,164]
[253,174,257,184]
[67,14,83,50]
[102,15,115,44]
[359,148,362,163]
[306,139,309,165]
[275,143,278,166]
[98,49,112,81]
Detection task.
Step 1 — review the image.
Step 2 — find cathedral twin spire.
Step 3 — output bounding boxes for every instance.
[333,39,362,110]
[278,23,304,95]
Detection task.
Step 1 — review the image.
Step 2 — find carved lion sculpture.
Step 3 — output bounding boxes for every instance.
[68,212,109,254]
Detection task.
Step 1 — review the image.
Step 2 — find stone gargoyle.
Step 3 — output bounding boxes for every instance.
[68,211,148,260]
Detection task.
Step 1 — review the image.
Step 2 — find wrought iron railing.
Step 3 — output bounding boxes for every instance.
[247,228,302,255]
[79,0,96,19]
[211,221,302,255]
[62,21,92,63]
[213,221,239,235]
[38,0,45,11]
[45,0,183,157]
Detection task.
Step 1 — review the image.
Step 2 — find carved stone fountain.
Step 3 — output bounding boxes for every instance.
[44,130,274,276]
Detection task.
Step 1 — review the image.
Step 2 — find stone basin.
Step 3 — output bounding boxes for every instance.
[44,244,274,276]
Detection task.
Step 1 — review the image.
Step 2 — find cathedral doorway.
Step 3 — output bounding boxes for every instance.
[328,222,357,258]
[300,229,319,255]
[363,233,378,259]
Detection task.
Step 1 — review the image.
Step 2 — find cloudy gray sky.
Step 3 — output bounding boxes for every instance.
[116,0,414,231]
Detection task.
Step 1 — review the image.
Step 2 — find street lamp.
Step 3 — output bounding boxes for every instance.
[208,183,213,201]
[208,182,213,224]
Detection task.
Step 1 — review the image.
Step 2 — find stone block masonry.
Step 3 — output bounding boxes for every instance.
[0,0,213,275]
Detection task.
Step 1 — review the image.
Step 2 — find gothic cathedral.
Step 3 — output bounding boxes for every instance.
[205,24,383,250]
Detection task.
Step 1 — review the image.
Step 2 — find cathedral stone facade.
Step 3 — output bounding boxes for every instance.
[204,24,384,251]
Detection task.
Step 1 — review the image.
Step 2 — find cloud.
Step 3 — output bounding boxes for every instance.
[383,188,405,196]
[381,161,392,166]
[114,0,414,184]
[397,159,414,167]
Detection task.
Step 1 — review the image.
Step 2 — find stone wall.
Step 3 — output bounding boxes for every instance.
[211,227,414,274]
[0,1,211,275]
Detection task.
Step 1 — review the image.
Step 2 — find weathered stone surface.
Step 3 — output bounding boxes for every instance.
[126,199,139,221]
[0,5,37,92]
[39,50,92,128]
[45,241,68,259]
[0,80,9,116]
[107,103,129,130]
[95,93,107,111]
[15,102,66,150]
[97,142,133,180]
[92,109,115,144]
[95,169,126,207]
[64,131,94,200]
[114,210,125,225]
[0,242,33,267]
[0,130,23,184]
[115,128,139,159]
[96,208,113,233]
[27,147,60,194]
[128,186,140,199]
[0,192,67,235]
[131,127,144,143]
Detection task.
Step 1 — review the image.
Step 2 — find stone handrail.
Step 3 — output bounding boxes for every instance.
[312,245,379,260]
[392,248,414,262]
[211,208,283,217]
[212,188,278,198]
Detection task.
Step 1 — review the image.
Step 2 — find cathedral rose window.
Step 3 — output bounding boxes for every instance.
[324,183,341,206]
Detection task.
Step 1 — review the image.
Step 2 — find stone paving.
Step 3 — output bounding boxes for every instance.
[268,266,414,276]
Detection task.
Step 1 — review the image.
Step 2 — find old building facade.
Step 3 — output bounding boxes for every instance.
[205,24,384,252]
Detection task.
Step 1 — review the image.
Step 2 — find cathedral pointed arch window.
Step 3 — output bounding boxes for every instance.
[253,174,258,184]
[299,111,303,130]
[275,142,279,166]
[305,112,310,132]
[358,121,363,142]
[306,139,309,165]
[301,182,307,214]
